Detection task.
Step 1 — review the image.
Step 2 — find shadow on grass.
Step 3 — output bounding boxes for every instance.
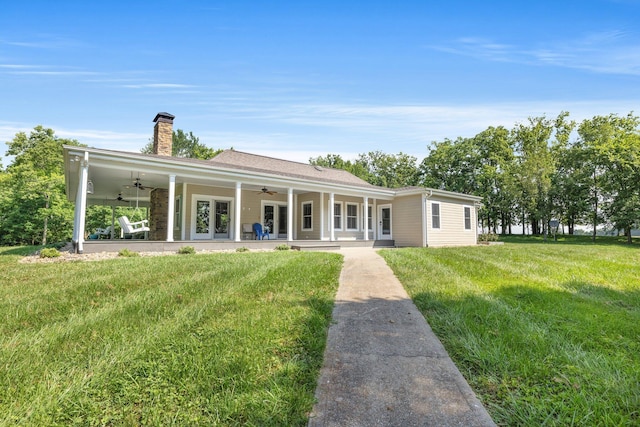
[0,245,39,256]
[409,282,640,425]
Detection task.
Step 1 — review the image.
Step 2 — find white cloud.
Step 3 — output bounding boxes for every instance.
[433,30,640,75]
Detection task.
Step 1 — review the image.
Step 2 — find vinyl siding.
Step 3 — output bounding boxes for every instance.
[427,197,477,247]
[297,193,321,240]
[391,195,424,247]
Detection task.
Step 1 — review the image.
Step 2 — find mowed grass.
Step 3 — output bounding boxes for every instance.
[0,248,342,426]
[380,237,640,426]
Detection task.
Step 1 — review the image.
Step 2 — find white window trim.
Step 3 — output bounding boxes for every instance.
[431,202,441,230]
[346,202,359,231]
[361,203,374,231]
[302,201,313,231]
[463,205,472,231]
[333,202,343,230]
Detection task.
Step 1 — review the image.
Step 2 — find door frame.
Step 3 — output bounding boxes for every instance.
[378,204,392,240]
[261,200,288,239]
[191,194,234,240]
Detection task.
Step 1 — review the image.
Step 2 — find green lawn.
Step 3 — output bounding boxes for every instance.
[0,248,342,426]
[380,237,640,426]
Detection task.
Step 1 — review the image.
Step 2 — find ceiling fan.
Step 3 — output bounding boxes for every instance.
[107,193,129,202]
[257,186,277,195]
[132,177,154,191]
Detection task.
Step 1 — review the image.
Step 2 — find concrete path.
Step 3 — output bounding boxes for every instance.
[308,247,496,427]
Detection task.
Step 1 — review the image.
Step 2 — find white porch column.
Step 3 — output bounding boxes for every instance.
[329,192,335,242]
[73,152,90,253]
[373,199,378,240]
[363,196,369,241]
[320,192,325,240]
[422,193,428,247]
[166,175,176,242]
[287,187,293,242]
[234,182,242,242]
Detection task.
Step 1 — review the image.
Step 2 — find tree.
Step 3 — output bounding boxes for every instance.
[579,113,640,242]
[311,151,419,188]
[1,126,80,245]
[141,129,222,159]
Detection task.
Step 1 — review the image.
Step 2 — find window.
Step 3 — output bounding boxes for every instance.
[346,203,358,230]
[464,206,472,230]
[302,202,312,230]
[334,203,342,229]
[431,202,440,229]
[367,205,373,230]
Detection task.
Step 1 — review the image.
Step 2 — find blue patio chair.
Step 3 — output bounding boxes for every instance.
[253,222,269,240]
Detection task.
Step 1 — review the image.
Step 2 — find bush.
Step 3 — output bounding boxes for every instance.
[274,244,290,251]
[236,247,249,252]
[118,248,139,257]
[479,232,499,242]
[178,246,196,255]
[39,248,61,258]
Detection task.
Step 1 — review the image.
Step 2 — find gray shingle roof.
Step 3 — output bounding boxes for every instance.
[208,149,378,188]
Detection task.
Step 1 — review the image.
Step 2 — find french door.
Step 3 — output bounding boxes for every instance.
[378,205,392,240]
[193,197,231,239]
[263,203,288,239]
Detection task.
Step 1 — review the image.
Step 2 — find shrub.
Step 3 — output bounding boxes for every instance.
[479,232,499,242]
[118,248,139,257]
[39,248,61,258]
[236,247,249,252]
[178,246,196,255]
[274,244,290,251]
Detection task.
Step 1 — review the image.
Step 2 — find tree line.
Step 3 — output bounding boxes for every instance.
[310,112,640,242]
[1,111,638,246]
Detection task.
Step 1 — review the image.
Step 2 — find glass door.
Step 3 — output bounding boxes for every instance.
[278,205,287,238]
[214,201,229,238]
[379,205,392,239]
[194,199,211,239]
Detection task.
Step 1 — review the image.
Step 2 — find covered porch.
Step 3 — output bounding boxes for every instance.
[64,146,396,254]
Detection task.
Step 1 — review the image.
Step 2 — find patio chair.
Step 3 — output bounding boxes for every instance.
[242,223,254,240]
[118,216,150,239]
[252,222,269,240]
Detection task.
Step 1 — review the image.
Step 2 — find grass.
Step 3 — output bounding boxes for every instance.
[0,248,342,426]
[380,236,640,426]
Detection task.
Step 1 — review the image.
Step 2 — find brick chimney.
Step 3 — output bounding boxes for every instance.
[153,112,175,156]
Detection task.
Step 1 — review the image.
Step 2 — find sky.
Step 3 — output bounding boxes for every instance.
[1,0,639,166]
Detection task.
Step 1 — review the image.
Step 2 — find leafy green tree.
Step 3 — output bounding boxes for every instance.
[141,129,222,159]
[311,151,419,188]
[578,113,640,242]
[355,151,419,188]
[1,126,80,245]
[420,137,480,194]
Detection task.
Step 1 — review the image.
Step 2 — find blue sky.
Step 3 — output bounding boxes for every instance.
[1,0,639,165]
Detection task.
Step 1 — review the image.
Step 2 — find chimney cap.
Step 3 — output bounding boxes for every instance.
[153,112,175,123]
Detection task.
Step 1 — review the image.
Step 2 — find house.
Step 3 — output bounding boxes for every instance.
[63,113,482,253]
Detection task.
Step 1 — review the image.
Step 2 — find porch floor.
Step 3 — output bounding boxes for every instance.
[80,239,395,254]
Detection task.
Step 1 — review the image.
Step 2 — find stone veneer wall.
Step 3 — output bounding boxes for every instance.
[149,188,169,241]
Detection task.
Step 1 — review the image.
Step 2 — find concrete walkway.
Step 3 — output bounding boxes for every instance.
[308,248,496,427]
